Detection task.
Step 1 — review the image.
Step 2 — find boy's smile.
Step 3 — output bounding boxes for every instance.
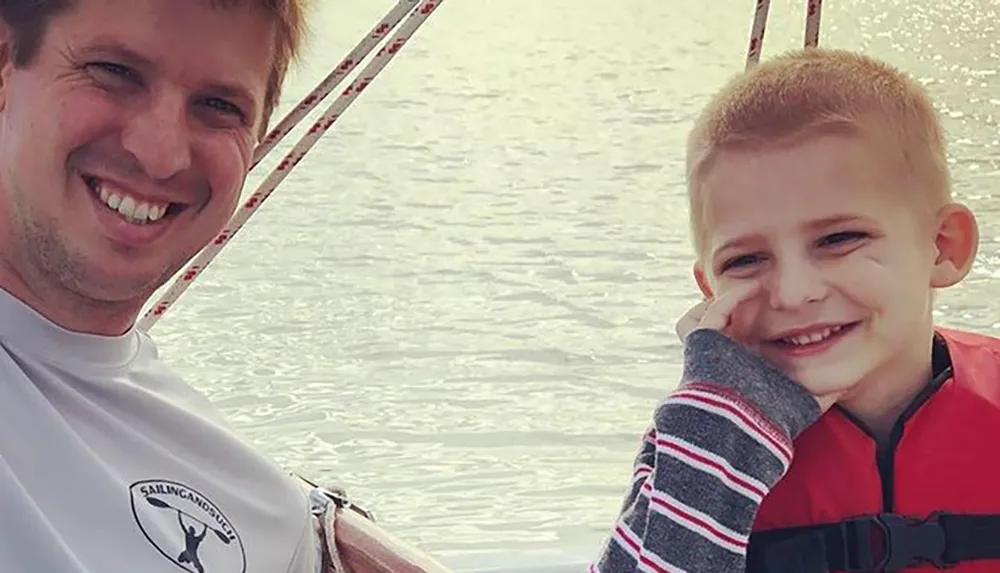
[763,321,862,358]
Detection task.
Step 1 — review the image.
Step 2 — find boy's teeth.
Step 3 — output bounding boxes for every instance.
[87,177,169,224]
[133,202,150,221]
[785,324,843,346]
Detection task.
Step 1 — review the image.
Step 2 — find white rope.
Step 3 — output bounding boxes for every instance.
[745,0,824,69]
[804,0,823,47]
[745,0,771,69]
[139,0,444,330]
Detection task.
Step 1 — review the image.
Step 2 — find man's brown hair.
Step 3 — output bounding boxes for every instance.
[0,0,310,138]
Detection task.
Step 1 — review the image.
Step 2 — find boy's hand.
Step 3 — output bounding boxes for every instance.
[675,282,761,345]
[675,283,839,414]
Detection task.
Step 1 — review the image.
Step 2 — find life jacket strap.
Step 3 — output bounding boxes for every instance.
[746,512,1000,572]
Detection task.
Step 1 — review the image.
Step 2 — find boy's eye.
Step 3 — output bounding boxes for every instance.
[818,231,868,248]
[720,253,762,272]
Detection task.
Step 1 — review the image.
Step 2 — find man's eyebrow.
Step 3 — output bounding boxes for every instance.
[74,39,156,69]
[73,38,260,114]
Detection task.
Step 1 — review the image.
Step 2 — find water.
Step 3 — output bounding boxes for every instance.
[147,0,1000,564]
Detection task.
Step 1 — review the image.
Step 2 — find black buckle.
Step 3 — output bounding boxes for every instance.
[842,512,952,572]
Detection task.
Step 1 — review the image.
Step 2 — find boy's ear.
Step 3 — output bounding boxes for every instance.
[930,203,979,288]
[693,262,714,298]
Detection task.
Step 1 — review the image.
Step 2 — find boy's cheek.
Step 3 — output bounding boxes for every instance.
[729,291,767,340]
[831,257,899,309]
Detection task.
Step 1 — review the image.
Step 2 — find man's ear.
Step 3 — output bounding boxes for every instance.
[693,262,713,298]
[929,203,979,289]
[0,22,14,112]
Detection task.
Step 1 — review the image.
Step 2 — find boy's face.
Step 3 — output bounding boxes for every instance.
[692,132,975,397]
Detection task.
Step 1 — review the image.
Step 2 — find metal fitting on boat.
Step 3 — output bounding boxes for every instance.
[309,486,377,573]
[313,485,377,523]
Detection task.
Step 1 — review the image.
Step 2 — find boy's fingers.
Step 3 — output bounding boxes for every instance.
[675,282,761,342]
[700,282,762,334]
[675,299,710,342]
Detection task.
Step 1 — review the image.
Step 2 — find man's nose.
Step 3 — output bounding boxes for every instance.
[121,92,192,181]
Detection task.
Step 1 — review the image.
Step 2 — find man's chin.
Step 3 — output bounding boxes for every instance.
[60,259,172,307]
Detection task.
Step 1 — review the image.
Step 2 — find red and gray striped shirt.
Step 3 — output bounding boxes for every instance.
[591,329,821,573]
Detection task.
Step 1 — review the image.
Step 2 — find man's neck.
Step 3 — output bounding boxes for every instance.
[0,260,138,337]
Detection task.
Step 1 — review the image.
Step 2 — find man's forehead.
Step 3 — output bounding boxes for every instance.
[57,0,278,61]
[55,1,275,103]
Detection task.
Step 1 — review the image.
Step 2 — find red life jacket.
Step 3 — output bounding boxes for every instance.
[746,328,1000,572]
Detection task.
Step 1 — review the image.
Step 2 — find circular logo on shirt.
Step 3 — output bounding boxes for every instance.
[129,479,247,573]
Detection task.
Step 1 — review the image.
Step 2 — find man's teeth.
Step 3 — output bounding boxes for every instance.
[783,325,844,346]
[89,177,169,223]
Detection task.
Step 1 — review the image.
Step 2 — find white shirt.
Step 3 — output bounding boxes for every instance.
[0,288,319,573]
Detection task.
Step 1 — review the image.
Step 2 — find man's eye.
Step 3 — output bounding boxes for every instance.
[87,61,141,84]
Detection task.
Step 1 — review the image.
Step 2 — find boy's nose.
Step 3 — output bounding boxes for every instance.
[767,260,828,310]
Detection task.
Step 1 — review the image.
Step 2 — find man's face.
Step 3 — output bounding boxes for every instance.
[0,0,275,331]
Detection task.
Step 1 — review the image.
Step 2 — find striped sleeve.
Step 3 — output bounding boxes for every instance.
[590,329,822,573]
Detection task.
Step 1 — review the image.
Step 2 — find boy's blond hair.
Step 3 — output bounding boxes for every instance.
[686,48,950,255]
